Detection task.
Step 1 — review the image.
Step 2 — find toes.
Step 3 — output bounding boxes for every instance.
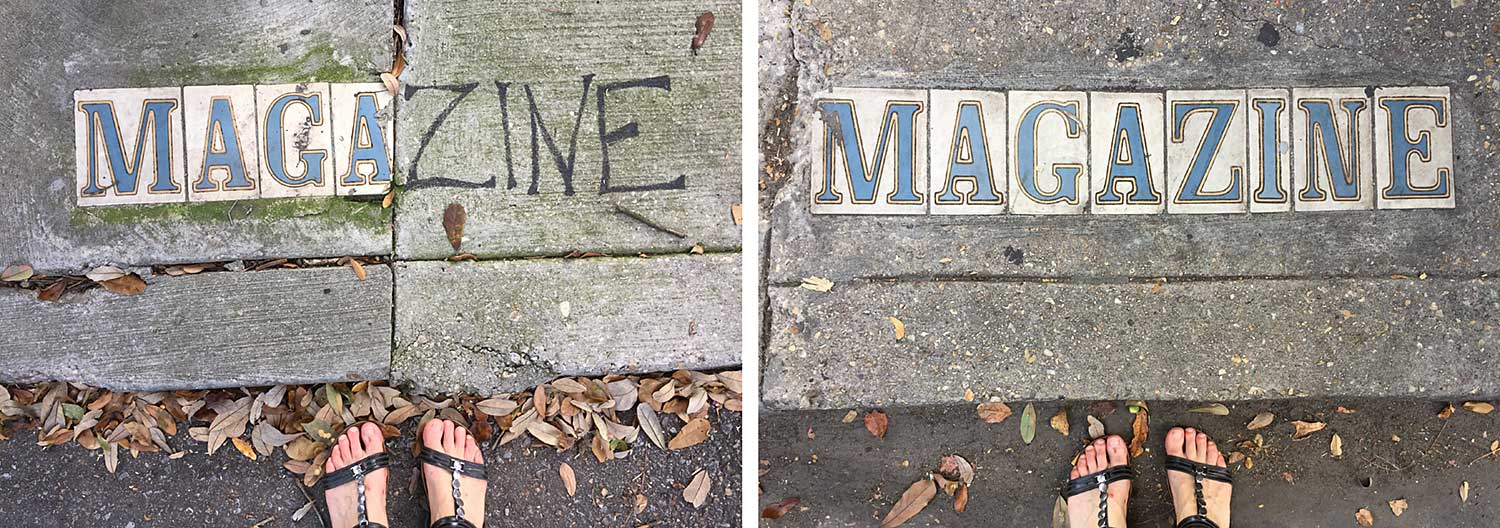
[360,422,384,453]
[1205,440,1223,467]
[1070,468,1080,480]
[1072,450,1090,477]
[1093,439,1109,469]
[465,441,483,464]
[1183,428,1199,459]
[1082,445,1098,473]
[422,418,444,449]
[1105,435,1129,465]
[455,426,469,454]
[1195,431,1210,462]
[346,427,367,458]
[325,446,344,472]
[441,420,458,454]
[1165,427,1186,456]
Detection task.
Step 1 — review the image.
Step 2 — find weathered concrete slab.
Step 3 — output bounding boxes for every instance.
[0,1,394,273]
[770,0,1500,283]
[0,266,392,391]
[764,278,1500,410]
[393,254,740,394]
[394,0,742,259]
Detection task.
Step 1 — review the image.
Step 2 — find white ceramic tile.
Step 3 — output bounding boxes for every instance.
[1374,86,1454,209]
[1247,89,1292,213]
[809,87,928,214]
[256,83,334,199]
[1088,92,1165,215]
[73,87,187,206]
[1166,90,1248,214]
[183,85,260,202]
[331,83,396,197]
[928,90,1006,215]
[1007,91,1088,215]
[1292,87,1374,211]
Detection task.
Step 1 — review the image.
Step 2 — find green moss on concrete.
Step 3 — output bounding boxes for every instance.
[70,196,391,233]
[129,41,371,87]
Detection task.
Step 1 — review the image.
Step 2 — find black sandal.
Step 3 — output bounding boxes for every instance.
[1165,455,1233,528]
[317,447,391,528]
[419,448,488,528]
[1058,457,1136,528]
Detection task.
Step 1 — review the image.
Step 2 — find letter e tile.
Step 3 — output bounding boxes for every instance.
[1374,86,1454,209]
[256,83,334,199]
[74,87,188,206]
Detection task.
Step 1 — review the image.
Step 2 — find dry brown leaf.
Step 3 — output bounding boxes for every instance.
[86,265,126,282]
[865,410,889,439]
[1087,415,1106,439]
[475,398,517,417]
[1388,498,1407,517]
[1291,420,1327,440]
[559,462,577,497]
[880,478,936,528]
[730,203,743,225]
[888,317,906,340]
[100,274,147,296]
[1330,433,1344,459]
[380,72,399,97]
[443,203,466,252]
[0,263,32,282]
[637,403,666,450]
[231,437,257,461]
[683,469,711,508]
[1460,481,1470,503]
[634,494,649,514]
[669,418,710,450]
[800,276,833,292]
[954,483,970,513]
[1463,401,1494,414]
[761,497,801,519]
[841,410,858,423]
[1246,411,1275,430]
[691,11,715,52]
[1050,407,1070,437]
[977,402,1012,424]
[1356,508,1374,527]
[1439,403,1456,420]
[1189,403,1230,416]
[346,258,367,281]
[1128,409,1149,457]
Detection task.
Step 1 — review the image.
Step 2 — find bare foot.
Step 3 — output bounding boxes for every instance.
[422,419,486,527]
[1066,435,1131,528]
[324,423,389,528]
[1165,427,1231,527]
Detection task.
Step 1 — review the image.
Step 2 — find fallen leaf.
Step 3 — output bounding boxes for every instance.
[1356,508,1374,527]
[1050,407,1070,437]
[475,397,517,417]
[1461,481,1470,503]
[85,265,126,282]
[976,402,1012,424]
[683,469,711,508]
[1128,409,1149,457]
[0,264,32,282]
[954,483,969,513]
[559,463,577,497]
[841,410,858,423]
[231,437,257,461]
[1388,498,1407,517]
[1051,496,1067,528]
[637,403,667,450]
[37,281,65,301]
[761,497,801,519]
[99,274,147,296]
[1189,403,1230,416]
[880,478,936,528]
[380,72,399,96]
[1439,403,1456,419]
[1087,416,1106,439]
[691,11,715,52]
[443,203,466,252]
[731,203,743,225]
[1292,420,1327,440]
[1021,403,1037,444]
[800,276,833,292]
[292,501,315,521]
[668,418,710,450]
[1246,411,1275,430]
[634,494,649,514]
[345,258,367,281]
[865,410,889,439]
[888,317,906,340]
[1463,401,1494,414]
[1330,433,1344,459]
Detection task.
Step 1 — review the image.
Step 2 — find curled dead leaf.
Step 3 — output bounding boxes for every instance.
[888,317,906,340]
[1050,407,1070,437]
[1189,403,1230,416]
[976,402,1012,424]
[1356,507,1374,527]
[1388,498,1407,517]
[881,478,937,527]
[668,418,710,450]
[1128,409,1149,457]
[865,410,889,439]
[761,497,801,519]
[1291,420,1327,440]
[691,12,715,52]
[1246,411,1275,430]
[1463,401,1494,415]
[683,469,711,508]
[799,276,833,292]
[1087,415,1106,439]
[443,203,466,252]
[559,462,577,497]
[1330,433,1344,459]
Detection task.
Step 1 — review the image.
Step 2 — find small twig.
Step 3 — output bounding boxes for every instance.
[1468,446,1500,465]
[1425,420,1450,454]
[293,479,328,528]
[613,204,687,238]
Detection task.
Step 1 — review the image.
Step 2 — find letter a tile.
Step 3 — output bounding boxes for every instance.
[331,83,396,197]
[1167,90,1248,214]
[1089,92,1165,215]
[74,87,188,207]
[1374,86,1454,209]
[256,83,334,199]
[1247,89,1292,213]
[810,87,928,214]
[184,85,260,202]
[1292,87,1374,211]
[929,90,1006,215]
[1008,91,1088,215]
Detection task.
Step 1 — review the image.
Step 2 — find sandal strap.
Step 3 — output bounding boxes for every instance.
[1059,465,1136,498]
[431,515,478,528]
[1176,515,1220,528]
[356,523,389,528]
[319,451,392,489]
[1165,455,1233,484]
[418,449,488,480]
